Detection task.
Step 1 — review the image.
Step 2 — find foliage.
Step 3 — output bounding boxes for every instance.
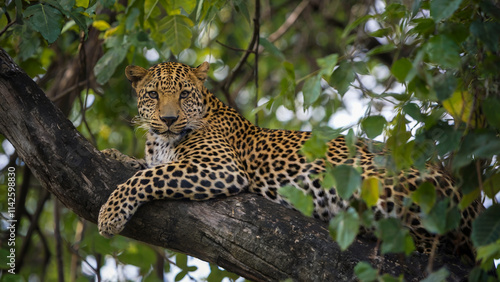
[1,0,500,280]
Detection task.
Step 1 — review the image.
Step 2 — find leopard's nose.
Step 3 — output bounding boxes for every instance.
[160,115,178,127]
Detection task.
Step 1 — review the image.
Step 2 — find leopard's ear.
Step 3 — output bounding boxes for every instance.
[193,62,209,82]
[125,65,148,89]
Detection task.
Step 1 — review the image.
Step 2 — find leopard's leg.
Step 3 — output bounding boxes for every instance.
[98,159,249,237]
[101,148,147,169]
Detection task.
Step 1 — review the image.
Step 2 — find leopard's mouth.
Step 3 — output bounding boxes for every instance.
[151,128,192,137]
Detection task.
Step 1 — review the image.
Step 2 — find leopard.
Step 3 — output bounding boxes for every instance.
[98,61,480,257]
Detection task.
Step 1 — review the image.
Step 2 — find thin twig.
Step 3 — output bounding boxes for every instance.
[51,80,89,102]
[0,10,15,37]
[78,32,97,146]
[215,40,256,53]
[267,0,309,43]
[222,2,261,93]
[38,224,52,281]
[54,200,65,282]
[254,0,260,126]
[155,250,165,281]
[70,220,86,282]
[16,190,51,271]
[66,239,100,276]
[426,235,440,274]
[219,0,309,111]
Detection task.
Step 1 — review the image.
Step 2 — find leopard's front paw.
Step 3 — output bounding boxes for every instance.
[101,148,146,169]
[98,200,130,238]
[101,148,122,159]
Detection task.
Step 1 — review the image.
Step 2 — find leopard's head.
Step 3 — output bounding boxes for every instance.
[125,62,209,140]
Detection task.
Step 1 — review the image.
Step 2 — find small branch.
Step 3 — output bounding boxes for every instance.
[0,10,15,37]
[254,0,260,126]
[70,220,86,282]
[66,238,100,278]
[267,0,310,43]
[51,80,89,102]
[427,235,440,274]
[54,200,65,282]
[222,2,261,94]
[16,190,50,271]
[215,40,256,53]
[155,250,165,281]
[38,224,52,281]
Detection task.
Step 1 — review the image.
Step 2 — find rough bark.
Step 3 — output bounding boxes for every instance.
[0,48,472,281]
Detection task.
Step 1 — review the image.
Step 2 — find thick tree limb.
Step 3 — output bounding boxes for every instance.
[0,49,472,281]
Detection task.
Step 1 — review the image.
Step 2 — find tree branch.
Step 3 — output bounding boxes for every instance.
[0,48,472,281]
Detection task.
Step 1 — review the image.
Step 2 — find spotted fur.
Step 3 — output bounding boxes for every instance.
[98,62,479,256]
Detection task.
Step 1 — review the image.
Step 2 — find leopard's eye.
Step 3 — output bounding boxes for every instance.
[180,90,190,99]
[147,91,158,99]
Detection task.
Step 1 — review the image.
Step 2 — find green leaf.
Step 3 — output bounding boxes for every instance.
[301,127,342,161]
[278,186,314,217]
[207,263,241,282]
[329,208,360,250]
[260,37,285,60]
[168,0,197,14]
[391,58,413,82]
[321,165,336,188]
[425,35,461,69]
[361,115,386,139]
[317,53,339,79]
[24,3,63,43]
[118,242,156,270]
[376,218,415,255]
[430,0,463,22]
[421,198,460,235]
[43,0,89,37]
[472,204,500,247]
[332,165,361,200]
[380,273,404,282]
[19,31,41,61]
[160,15,194,54]
[370,27,391,38]
[145,0,159,20]
[383,3,407,20]
[361,177,380,208]
[233,0,251,24]
[476,241,500,270]
[470,20,500,53]
[421,267,450,282]
[411,182,436,214]
[175,270,188,281]
[367,44,397,56]
[453,131,500,169]
[403,103,424,122]
[354,262,377,282]
[94,47,128,84]
[458,188,480,210]
[342,15,372,39]
[482,97,500,129]
[126,8,141,30]
[303,75,321,106]
[387,114,414,170]
[345,128,357,157]
[410,18,435,37]
[483,173,500,199]
[430,124,462,157]
[353,61,369,75]
[330,61,355,96]
[434,73,457,101]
